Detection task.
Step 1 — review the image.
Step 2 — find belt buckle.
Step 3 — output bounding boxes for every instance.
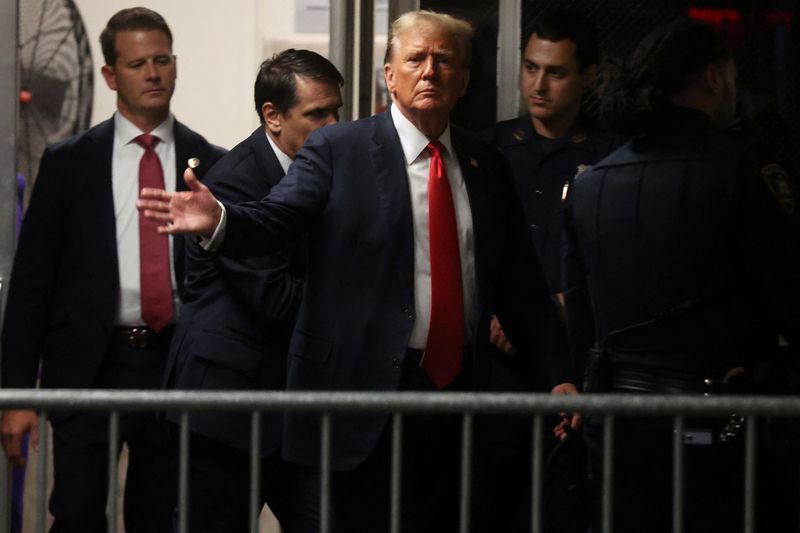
[127,327,150,348]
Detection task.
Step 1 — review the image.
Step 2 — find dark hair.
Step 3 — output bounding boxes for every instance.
[598,19,732,134]
[526,10,599,71]
[254,49,344,123]
[100,7,172,66]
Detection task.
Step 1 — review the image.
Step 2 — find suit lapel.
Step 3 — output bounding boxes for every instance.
[84,119,119,283]
[250,128,286,187]
[369,112,415,287]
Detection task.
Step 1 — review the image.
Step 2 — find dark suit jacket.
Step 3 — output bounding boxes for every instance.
[166,127,305,456]
[1,117,225,395]
[218,110,571,470]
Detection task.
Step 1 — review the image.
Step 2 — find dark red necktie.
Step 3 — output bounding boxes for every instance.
[424,141,464,389]
[136,134,173,332]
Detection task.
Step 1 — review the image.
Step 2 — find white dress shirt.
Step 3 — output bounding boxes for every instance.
[390,104,477,348]
[112,112,178,326]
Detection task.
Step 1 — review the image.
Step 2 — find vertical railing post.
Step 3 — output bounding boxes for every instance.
[249,411,261,533]
[459,413,473,533]
[36,412,48,533]
[320,413,331,533]
[107,411,120,533]
[602,414,614,533]
[177,412,190,533]
[390,413,403,533]
[531,414,543,533]
[672,415,685,533]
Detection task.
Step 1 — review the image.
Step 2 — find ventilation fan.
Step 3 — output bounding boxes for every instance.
[17,0,94,201]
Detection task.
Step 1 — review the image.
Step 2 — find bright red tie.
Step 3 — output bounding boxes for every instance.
[424,141,464,389]
[136,134,173,332]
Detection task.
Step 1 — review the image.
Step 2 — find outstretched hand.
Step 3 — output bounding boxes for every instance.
[137,168,222,237]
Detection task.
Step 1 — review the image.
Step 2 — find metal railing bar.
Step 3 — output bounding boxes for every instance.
[744,415,757,533]
[390,413,403,533]
[602,414,614,533]
[531,414,543,533]
[2,391,800,417]
[178,412,189,533]
[672,415,685,533]
[459,413,473,533]
[107,411,120,533]
[320,413,331,533]
[249,411,261,533]
[36,411,47,533]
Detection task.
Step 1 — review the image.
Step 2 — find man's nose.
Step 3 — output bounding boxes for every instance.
[422,56,436,78]
[144,61,160,80]
[532,71,545,93]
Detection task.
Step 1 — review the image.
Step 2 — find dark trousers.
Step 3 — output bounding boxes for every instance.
[586,415,743,533]
[48,341,176,533]
[188,432,320,533]
[471,355,589,533]
[331,352,472,533]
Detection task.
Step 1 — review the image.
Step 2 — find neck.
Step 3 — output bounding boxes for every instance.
[531,107,579,139]
[118,106,169,134]
[396,104,449,140]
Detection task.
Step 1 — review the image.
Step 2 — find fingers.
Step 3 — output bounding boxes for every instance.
[139,187,173,201]
[184,167,203,191]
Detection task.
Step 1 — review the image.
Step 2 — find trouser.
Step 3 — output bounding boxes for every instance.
[187,431,320,533]
[48,334,176,533]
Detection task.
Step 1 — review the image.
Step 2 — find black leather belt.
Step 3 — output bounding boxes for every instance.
[110,326,174,350]
[611,367,713,394]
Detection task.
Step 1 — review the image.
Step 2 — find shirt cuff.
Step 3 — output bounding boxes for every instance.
[200,200,226,252]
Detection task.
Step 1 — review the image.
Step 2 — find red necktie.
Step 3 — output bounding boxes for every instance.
[136,134,173,332]
[424,141,464,389]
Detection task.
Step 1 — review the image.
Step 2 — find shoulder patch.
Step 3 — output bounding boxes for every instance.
[761,163,796,215]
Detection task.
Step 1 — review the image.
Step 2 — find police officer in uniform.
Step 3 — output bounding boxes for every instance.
[563,19,800,533]
[475,11,616,532]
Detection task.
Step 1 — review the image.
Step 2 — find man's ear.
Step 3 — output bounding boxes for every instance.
[262,102,281,134]
[101,64,117,91]
[581,64,598,90]
[384,63,395,96]
[704,62,724,95]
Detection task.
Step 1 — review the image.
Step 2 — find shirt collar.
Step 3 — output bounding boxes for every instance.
[390,103,455,165]
[114,112,175,146]
[265,129,293,175]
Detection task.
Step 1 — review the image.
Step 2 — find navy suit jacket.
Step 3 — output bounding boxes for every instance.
[1,117,225,396]
[219,110,571,470]
[166,127,305,456]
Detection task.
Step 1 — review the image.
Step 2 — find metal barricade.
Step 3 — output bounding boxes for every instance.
[2,390,799,533]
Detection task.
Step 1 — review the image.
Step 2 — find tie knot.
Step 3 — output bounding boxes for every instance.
[135,134,159,150]
[426,141,444,158]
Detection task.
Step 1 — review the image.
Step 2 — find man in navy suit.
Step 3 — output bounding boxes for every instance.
[0,8,224,532]
[167,49,342,533]
[140,10,577,532]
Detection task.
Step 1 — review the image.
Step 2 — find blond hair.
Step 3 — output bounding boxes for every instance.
[383,10,474,67]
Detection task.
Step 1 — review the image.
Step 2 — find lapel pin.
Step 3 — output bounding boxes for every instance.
[512,129,525,142]
[187,157,200,169]
[572,133,587,144]
[469,157,479,168]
